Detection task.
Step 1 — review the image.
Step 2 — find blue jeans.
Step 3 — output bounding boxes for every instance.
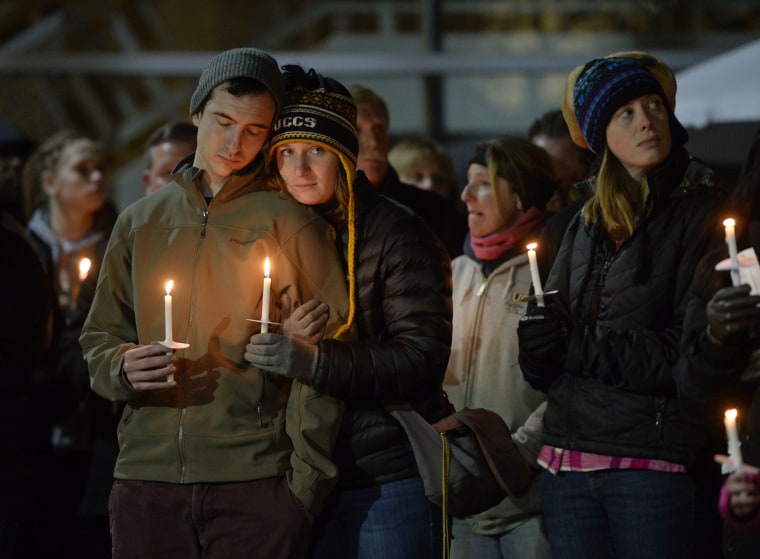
[541,469,693,559]
[310,476,442,559]
[450,515,551,559]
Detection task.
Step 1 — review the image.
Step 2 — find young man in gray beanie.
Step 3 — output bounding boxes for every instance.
[80,47,351,559]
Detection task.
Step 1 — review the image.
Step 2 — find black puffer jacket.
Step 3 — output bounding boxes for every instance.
[314,172,453,488]
[522,148,726,466]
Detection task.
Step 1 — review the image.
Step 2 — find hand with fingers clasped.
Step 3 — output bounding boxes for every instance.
[123,341,177,390]
[280,296,330,342]
[244,296,327,381]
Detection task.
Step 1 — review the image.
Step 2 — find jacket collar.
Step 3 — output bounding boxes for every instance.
[172,152,268,204]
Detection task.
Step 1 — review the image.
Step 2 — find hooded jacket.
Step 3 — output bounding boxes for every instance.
[80,154,349,515]
[445,241,547,534]
[521,148,725,466]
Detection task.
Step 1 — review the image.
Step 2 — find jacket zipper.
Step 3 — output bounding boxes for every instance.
[257,374,266,426]
[654,397,666,435]
[200,209,209,239]
[178,408,187,482]
[590,256,613,324]
[465,268,491,405]
[567,249,612,449]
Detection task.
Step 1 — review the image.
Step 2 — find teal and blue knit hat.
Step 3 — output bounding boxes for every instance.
[562,52,688,154]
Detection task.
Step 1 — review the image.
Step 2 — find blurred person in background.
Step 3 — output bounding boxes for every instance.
[348,84,467,259]
[23,128,118,558]
[528,108,596,211]
[142,121,197,195]
[388,134,463,211]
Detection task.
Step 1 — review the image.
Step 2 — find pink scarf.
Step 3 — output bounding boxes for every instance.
[469,207,543,261]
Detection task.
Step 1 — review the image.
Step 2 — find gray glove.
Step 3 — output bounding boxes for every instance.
[280,295,329,343]
[244,332,318,381]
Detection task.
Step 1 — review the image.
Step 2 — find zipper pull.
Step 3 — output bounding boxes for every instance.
[476,282,486,296]
[200,209,208,238]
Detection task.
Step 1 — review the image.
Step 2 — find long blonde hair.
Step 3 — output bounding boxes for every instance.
[583,147,650,242]
[267,145,356,341]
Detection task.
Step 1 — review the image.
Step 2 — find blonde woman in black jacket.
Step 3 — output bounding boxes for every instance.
[517,52,725,559]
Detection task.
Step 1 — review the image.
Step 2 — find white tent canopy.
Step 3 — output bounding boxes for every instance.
[675,38,760,129]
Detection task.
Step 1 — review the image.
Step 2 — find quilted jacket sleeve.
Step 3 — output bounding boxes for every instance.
[312,200,453,405]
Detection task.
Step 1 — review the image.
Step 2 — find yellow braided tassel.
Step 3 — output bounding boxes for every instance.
[331,152,356,341]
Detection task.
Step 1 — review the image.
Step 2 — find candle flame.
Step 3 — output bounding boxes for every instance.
[264,257,270,278]
[723,218,736,228]
[165,280,174,296]
[526,243,537,251]
[79,257,92,279]
[725,408,738,421]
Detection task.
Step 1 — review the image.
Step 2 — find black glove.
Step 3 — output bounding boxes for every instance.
[517,302,568,392]
[706,285,760,347]
[244,333,318,381]
[517,303,567,364]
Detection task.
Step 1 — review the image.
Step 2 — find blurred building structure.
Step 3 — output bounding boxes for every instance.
[0,0,758,207]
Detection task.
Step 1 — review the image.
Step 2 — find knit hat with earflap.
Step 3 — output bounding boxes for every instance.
[270,65,358,340]
[562,51,688,155]
[189,48,285,117]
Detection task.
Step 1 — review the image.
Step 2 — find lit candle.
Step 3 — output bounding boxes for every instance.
[526,243,545,307]
[79,257,91,281]
[164,280,174,342]
[723,218,741,287]
[261,258,271,334]
[724,408,744,471]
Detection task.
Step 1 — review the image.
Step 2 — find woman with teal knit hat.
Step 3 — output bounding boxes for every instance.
[516,51,726,558]
[245,64,452,559]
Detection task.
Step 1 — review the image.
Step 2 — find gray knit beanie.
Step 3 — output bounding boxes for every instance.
[189,48,285,117]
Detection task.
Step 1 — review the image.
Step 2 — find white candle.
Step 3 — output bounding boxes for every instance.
[526,243,545,307]
[164,280,174,342]
[724,408,744,470]
[723,218,741,287]
[261,258,271,334]
[78,257,91,281]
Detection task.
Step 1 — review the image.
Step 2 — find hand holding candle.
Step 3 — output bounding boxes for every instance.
[723,218,742,287]
[725,408,744,471]
[159,279,188,383]
[261,257,271,333]
[526,243,545,307]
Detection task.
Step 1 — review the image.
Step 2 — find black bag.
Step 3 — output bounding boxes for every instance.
[387,403,532,518]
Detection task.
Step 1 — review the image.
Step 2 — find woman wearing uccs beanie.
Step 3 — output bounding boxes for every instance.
[245,65,452,559]
[516,52,725,558]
